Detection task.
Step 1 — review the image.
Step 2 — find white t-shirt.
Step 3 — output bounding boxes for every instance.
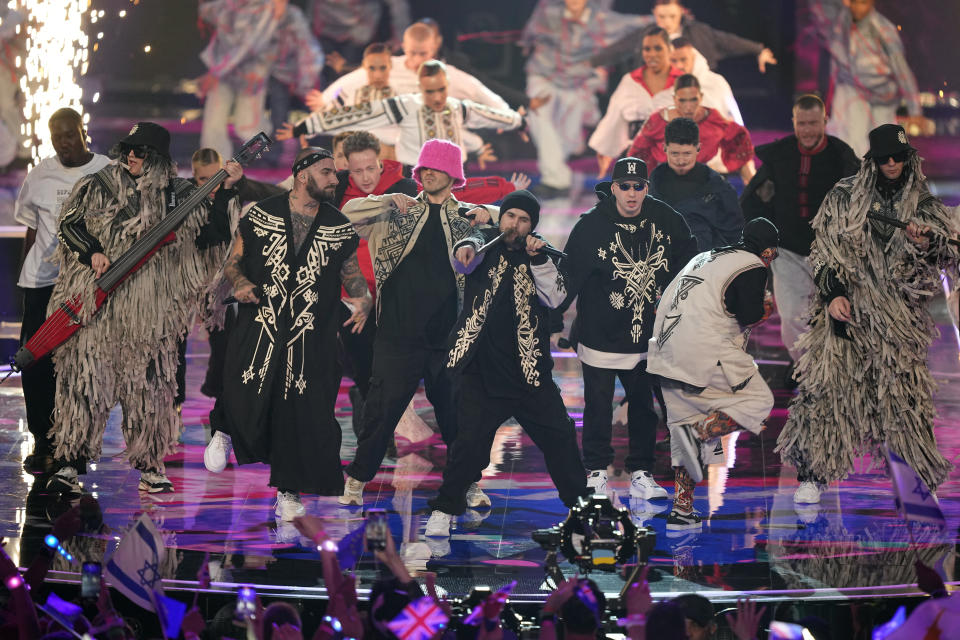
[16,153,111,288]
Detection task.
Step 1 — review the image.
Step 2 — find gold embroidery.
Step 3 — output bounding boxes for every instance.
[609,224,669,343]
[513,265,542,387]
[447,254,509,367]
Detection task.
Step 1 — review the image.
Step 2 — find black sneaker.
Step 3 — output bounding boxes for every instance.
[666,509,702,531]
[138,470,174,493]
[47,466,82,496]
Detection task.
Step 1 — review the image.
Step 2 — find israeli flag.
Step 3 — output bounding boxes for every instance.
[104,514,166,611]
[883,443,946,529]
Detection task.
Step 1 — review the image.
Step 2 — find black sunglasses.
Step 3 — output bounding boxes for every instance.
[616,181,646,191]
[875,150,910,165]
[121,144,151,159]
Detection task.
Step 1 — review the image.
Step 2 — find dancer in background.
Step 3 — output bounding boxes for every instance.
[806,0,925,156]
[741,94,858,373]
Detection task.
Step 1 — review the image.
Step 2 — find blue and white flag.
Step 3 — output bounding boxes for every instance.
[884,444,946,528]
[104,514,166,611]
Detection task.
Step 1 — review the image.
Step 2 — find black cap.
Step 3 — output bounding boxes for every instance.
[742,217,779,254]
[864,123,914,159]
[119,122,171,159]
[500,189,541,229]
[612,157,648,183]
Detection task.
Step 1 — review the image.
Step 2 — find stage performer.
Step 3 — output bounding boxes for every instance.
[776,124,960,504]
[519,0,652,193]
[217,147,370,520]
[741,94,858,371]
[559,157,698,499]
[647,217,779,531]
[278,60,523,167]
[806,0,923,157]
[45,122,241,495]
[588,26,679,180]
[337,139,497,507]
[629,74,755,182]
[424,190,589,535]
[16,108,110,474]
[648,117,743,251]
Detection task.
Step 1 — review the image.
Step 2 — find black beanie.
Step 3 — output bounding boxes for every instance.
[500,189,541,229]
[741,217,779,255]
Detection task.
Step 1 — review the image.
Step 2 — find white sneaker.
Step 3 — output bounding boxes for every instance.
[339,476,365,506]
[586,470,608,494]
[629,470,668,499]
[793,481,823,504]
[425,510,454,537]
[204,431,233,473]
[138,469,174,493]
[466,482,491,508]
[275,491,306,521]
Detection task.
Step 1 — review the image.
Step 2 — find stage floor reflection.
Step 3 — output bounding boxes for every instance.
[3,192,960,603]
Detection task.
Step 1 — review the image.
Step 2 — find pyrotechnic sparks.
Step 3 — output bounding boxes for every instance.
[19,0,90,162]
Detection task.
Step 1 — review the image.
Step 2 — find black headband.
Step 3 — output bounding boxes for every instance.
[292,149,333,176]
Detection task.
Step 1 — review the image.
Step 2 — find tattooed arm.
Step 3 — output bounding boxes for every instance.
[340,251,372,333]
[224,231,260,304]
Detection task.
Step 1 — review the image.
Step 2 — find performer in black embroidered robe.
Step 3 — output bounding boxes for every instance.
[216,148,371,519]
[424,190,589,537]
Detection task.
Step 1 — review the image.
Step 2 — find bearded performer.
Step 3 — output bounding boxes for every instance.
[776,124,960,504]
[46,122,242,495]
[217,148,370,520]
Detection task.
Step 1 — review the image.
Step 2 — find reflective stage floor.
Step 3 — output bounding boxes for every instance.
[3,190,960,607]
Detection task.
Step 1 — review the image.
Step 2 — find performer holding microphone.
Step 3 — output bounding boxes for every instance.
[424,190,589,537]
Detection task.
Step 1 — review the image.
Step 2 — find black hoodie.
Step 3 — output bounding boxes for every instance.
[561,183,698,355]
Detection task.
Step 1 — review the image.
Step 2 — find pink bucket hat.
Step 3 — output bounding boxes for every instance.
[412,139,466,189]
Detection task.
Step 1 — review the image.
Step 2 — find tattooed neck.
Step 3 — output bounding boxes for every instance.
[289,191,320,216]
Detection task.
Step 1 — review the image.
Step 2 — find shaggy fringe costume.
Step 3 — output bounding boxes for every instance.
[49,156,233,473]
[775,154,960,489]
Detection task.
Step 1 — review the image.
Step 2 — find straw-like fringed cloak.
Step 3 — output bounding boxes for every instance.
[775,155,959,488]
[219,194,359,495]
[48,161,233,472]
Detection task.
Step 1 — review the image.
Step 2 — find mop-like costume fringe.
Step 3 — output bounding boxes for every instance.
[775,154,959,489]
[48,156,231,472]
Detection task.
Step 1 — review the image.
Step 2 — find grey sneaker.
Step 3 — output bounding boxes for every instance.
[466,482,491,508]
[793,481,823,504]
[425,510,454,537]
[203,431,232,473]
[586,470,608,494]
[629,470,668,500]
[339,476,365,506]
[47,466,81,496]
[139,470,174,493]
[274,491,306,521]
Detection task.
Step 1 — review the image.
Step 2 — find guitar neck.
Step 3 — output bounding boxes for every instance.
[97,168,230,291]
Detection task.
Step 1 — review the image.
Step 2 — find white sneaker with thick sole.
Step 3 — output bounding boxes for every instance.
[204,431,233,473]
[275,491,306,521]
[629,470,668,499]
[586,470,608,494]
[339,476,365,506]
[425,510,454,537]
[139,470,174,493]
[793,481,823,504]
[466,482,491,508]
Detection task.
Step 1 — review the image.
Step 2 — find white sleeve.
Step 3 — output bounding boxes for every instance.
[296,95,405,136]
[462,100,523,131]
[13,171,37,228]
[530,257,567,308]
[446,65,510,111]
[588,74,642,157]
[321,68,366,107]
